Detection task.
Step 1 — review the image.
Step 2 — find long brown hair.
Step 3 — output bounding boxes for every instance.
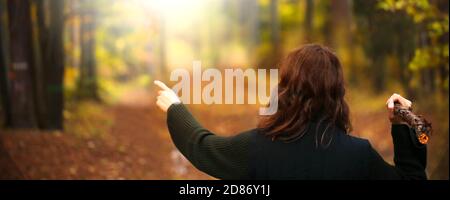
[258,44,352,146]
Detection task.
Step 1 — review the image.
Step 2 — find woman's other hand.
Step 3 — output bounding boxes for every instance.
[154,80,181,112]
[385,93,412,124]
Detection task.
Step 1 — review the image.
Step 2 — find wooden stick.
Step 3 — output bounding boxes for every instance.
[394,103,432,144]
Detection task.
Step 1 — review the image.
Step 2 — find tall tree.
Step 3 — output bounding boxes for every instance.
[436,0,449,95]
[6,0,38,128]
[34,0,65,129]
[240,0,260,48]
[158,13,167,82]
[46,0,65,129]
[0,0,11,127]
[304,0,314,41]
[1,0,66,129]
[269,0,281,68]
[77,0,99,100]
[67,0,80,69]
[31,0,48,130]
[329,0,357,84]
[0,29,6,127]
[353,0,416,93]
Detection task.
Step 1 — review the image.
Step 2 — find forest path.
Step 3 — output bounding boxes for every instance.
[0,89,211,179]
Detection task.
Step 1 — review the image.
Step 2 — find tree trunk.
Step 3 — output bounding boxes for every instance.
[68,0,80,69]
[321,1,332,46]
[437,0,449,95]
[304,0,313,42]
[78,1,99,100]
[240,0,259,48]
[46,0,64,129]
[331,0,356,84]
[332,0,351,38]
[40,0,65,129]
[0,0,11,127]
[269,0,281,68]
[0,30,7,127]
[158,15,167,82]
[372,56,386,93]
[29,0,65,129]
[7,0,38,128]
[32,0,49,129]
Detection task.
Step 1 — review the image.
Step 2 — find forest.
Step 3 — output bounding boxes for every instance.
[0,0,448,179]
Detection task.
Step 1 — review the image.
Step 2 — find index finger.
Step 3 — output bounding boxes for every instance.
[387,98,394,109]
[154,80,171,91]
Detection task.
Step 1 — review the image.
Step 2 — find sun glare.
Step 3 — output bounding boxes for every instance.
[139,0,205,17]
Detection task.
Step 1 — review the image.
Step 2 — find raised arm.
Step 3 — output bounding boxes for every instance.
[154,80,251,179]
[367,93,427,180]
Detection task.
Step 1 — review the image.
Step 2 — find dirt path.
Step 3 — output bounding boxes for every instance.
[0,89,211,179]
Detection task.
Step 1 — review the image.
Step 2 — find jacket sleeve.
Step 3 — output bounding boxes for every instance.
[367,124,427,180]
[166,103,251,179]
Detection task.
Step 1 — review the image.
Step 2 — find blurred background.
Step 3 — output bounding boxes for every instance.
[0,0,448,180]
